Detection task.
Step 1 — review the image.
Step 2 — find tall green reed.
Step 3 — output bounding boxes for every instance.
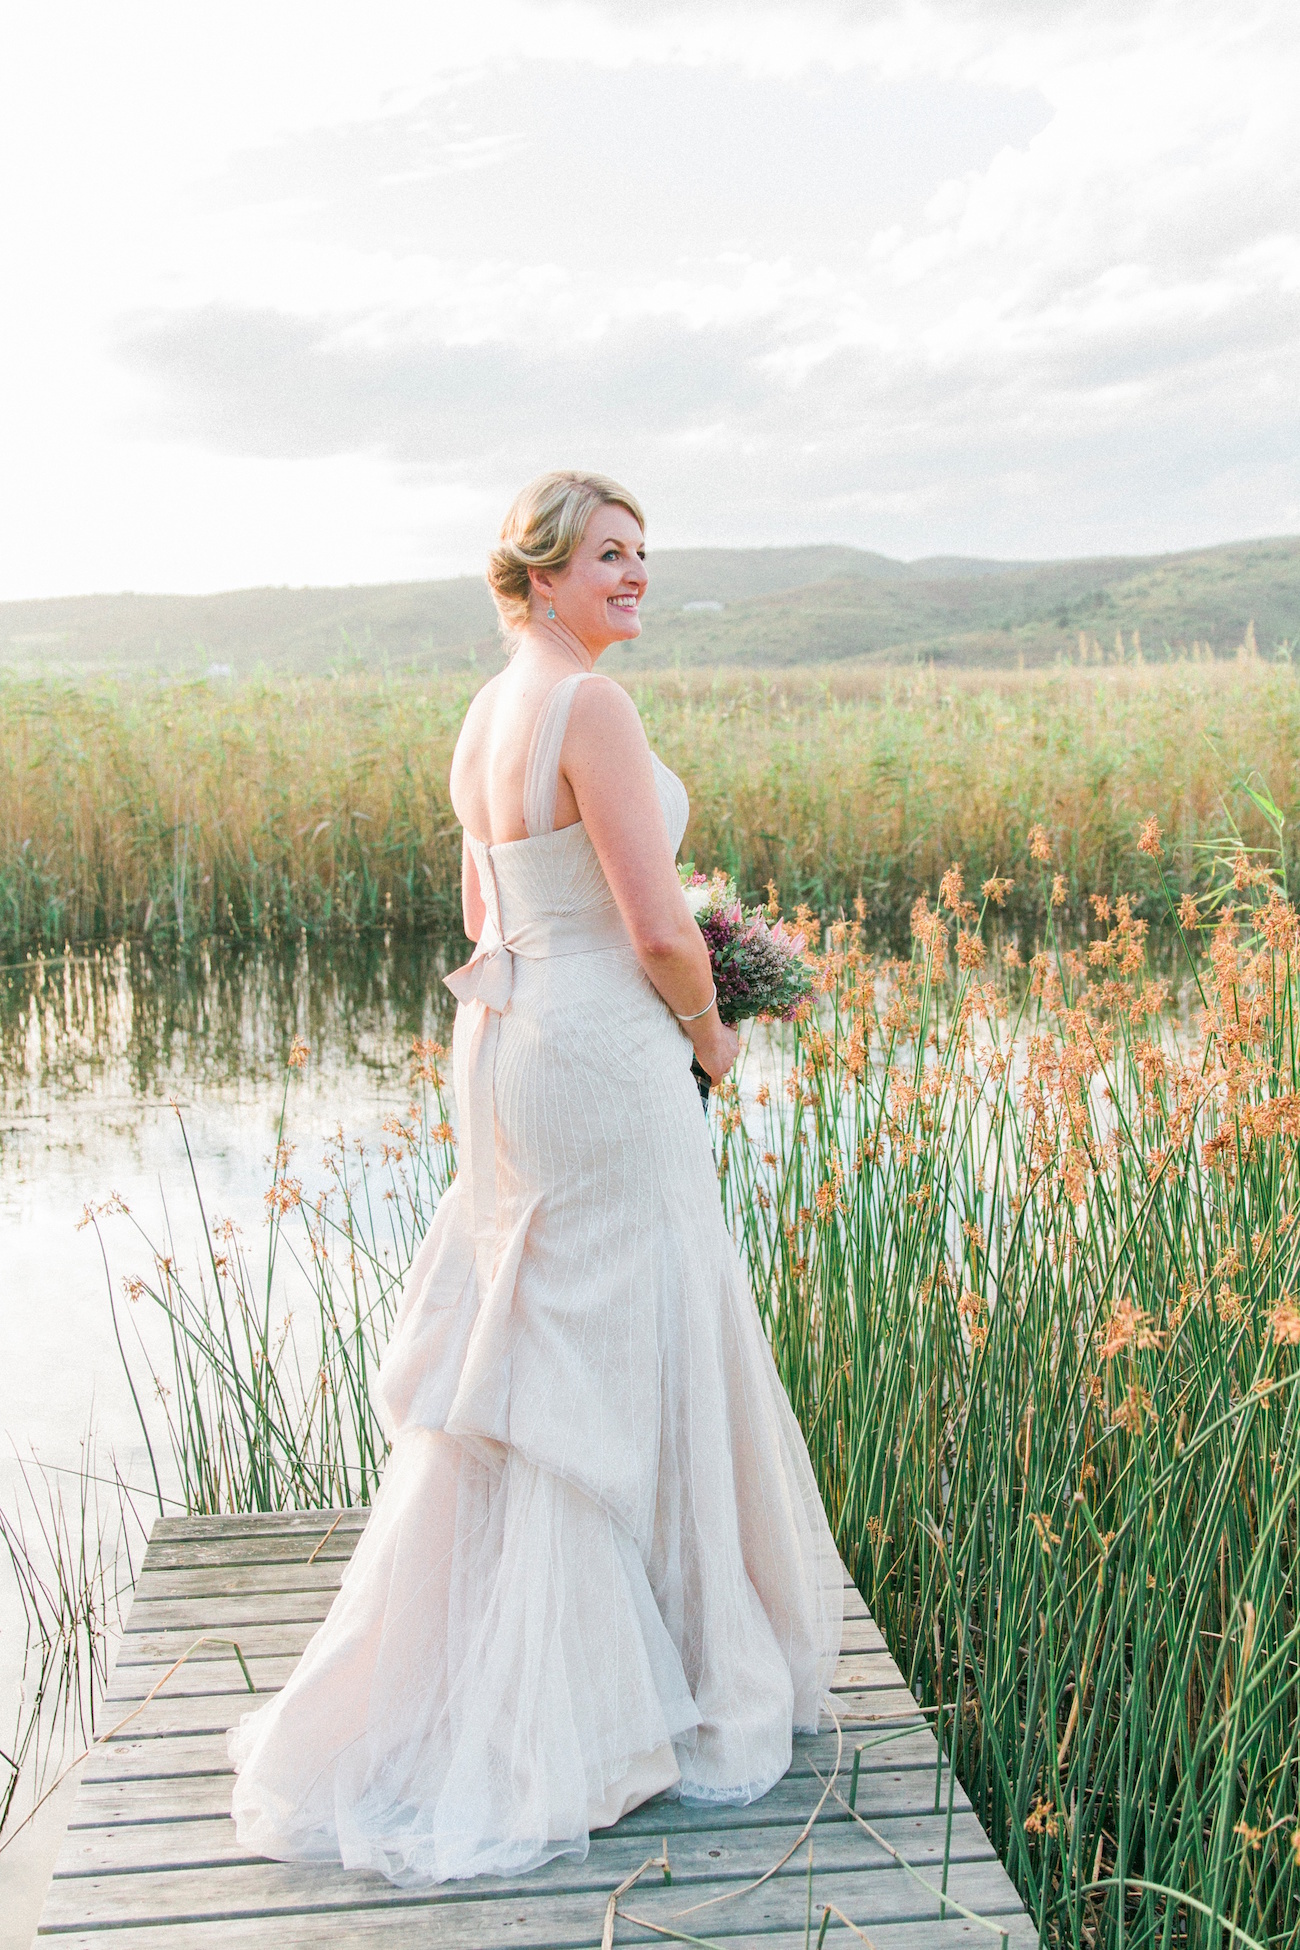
[90,1038,458,1515]
[716,834,1300,1947]
[0,674,472,954]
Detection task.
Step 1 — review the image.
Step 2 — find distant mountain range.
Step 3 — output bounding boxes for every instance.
[3,535,1298,677]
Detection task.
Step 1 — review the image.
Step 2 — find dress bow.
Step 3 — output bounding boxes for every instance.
[444,919,514,1014]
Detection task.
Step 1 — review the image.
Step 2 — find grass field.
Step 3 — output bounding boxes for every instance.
[41,824,1300,1949]
[4,658,1300,956]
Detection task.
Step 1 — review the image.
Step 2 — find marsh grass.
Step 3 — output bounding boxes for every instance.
[6,810,1300,1944]
[89,1041,459,1516]
[0,1438,143,1834]
[713,823,1300,1947]
[4,661,1300,953]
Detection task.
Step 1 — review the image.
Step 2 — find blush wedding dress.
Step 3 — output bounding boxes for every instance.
[228,671,843,1884]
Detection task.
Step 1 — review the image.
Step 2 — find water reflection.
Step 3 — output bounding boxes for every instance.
[1,930,471,1480]
[1,934,462,1117]
[0,932,466,1474]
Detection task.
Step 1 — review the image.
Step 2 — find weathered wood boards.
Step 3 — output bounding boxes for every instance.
[31,1511,1037,1949]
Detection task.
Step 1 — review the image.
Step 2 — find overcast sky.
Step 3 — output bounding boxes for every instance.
[2,0,1297,598]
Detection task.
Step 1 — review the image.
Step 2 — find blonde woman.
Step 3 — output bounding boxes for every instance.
[229,472,843,1883]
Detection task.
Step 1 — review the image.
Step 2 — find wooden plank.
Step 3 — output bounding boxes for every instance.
[138,1540,854,1584]
[121,1590,880,1634]
[133,1564,348,1601]
[129,1549,882,1627]
[151,1512,368,1542]
[830,1650,899,1691]
[99,1685,929,1742]
[111,1617,884,1670]
[141,1538,361,1573]
[106,1633,889,1694]
[835,1615,886,1653]
[66,1770,970,1856]
[93,1693,283,1739]
[33,1857,1027,1945]
[41,1812,997,1929]
[55,1816,266,1876]
[51,1807,992,1890]
[37,1920,1037,1950]
[42,1845,1011,1933]
[82,1725,954,1792]
[113,1622,323,1665]
[830,1689,926,1725]
[105,1647,906,1706]
[118,1595,342,1633]
[82,1734,235,1783]
[107,1656,303,1703]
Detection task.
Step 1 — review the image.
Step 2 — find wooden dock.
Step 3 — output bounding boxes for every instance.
[32,1510,1037,1949]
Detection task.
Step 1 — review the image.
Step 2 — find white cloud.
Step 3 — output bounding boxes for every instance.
[0,0,1296,594]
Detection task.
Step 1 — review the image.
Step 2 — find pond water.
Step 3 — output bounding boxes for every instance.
[0,934,460,1937]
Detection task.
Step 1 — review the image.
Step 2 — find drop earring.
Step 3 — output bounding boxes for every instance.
[546,602,555,620]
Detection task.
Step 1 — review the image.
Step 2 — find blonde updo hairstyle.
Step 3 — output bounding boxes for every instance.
[487,470,646,638]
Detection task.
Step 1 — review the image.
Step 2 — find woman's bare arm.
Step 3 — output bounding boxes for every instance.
[560,677,738,1082]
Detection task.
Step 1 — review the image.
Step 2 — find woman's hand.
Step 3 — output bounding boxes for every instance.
[690,1015,740,1086]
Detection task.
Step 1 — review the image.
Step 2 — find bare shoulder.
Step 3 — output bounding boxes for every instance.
[567,672,646,750]
[461,670,505,725]
[452,672,503,751]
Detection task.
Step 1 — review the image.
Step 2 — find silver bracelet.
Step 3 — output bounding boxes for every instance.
[675,982,717,1023]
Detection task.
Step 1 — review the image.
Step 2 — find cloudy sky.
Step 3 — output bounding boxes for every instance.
[2,0,1297,598]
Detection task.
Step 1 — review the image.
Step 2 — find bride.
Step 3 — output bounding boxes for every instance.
[228,471,843,1884]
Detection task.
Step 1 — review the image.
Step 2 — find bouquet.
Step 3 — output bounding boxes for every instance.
[679,867,813,1105]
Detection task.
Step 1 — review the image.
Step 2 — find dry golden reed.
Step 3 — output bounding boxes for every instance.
[3,661,1299,953]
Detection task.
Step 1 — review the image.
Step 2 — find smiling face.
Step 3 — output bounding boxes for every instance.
[530,501,647,654]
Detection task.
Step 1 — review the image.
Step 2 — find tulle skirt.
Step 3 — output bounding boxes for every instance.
[229,945,843,1883]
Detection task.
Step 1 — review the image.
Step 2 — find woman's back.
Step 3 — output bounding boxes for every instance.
[449,654,700,975]
[450,657,589,846]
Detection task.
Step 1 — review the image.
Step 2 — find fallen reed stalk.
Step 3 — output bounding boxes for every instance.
[0,1629,253,1856]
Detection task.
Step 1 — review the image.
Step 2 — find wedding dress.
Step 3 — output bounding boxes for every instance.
[228,671,843,1884]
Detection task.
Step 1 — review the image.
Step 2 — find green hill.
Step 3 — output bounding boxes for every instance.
[3,535,1298,677]
[620,535,1300,671]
